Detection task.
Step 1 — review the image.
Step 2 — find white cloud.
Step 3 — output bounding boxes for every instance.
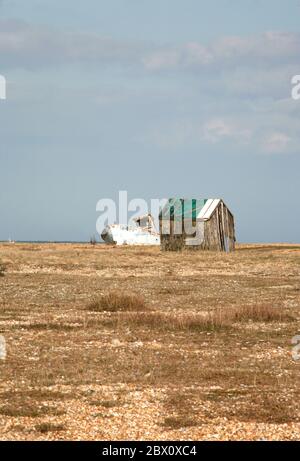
[202,119,234,142]
[143,117,254,151]
[141,108,299,156]
[1,20,299,75]
[1,20,299,156]
[142,31,300,72]
[0,20,147,69]
[184,42,213,66]
[202,118,252,144]
[211,31,300,62]
[143,119,194,149]
[262,132,291,154]
[142,49,180,70]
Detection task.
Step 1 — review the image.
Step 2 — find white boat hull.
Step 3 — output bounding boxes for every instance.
[101,225,160,246]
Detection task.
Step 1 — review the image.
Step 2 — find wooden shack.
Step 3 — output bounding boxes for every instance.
[159,198,235,252]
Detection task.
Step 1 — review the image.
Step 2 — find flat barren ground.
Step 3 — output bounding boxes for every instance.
[0,243,299,440]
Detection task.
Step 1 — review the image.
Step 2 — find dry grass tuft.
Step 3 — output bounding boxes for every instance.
[35,423,66,433]
[89,399,123,408]
[225,304,293,322]
[162,416,198,429]
[205,390,299,424]
[15,322,81,332]
[162,391,200,430]
[117,311,229,332]
[87,291,146,312]
[0,262,6,277]
[238,394,299,424]
[0,403,65,418]
[0,390,73,402]
[114,304,294,333]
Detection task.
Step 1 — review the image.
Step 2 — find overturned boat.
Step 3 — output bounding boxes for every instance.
[101,214,160,246]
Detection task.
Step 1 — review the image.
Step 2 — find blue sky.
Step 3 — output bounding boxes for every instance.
[0,0,299,242]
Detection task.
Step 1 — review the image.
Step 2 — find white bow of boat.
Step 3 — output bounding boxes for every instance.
[101,214,160,246]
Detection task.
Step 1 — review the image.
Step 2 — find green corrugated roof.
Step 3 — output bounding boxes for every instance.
[160,198,208,221]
